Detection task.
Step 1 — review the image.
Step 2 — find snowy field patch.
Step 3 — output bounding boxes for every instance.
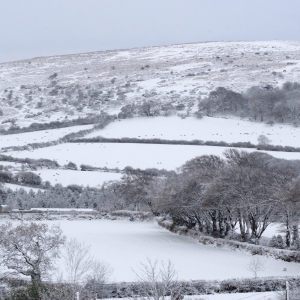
[3,183,42,192]
[85,116,300,147]
[32,169,122,187]
[9,143,300,171]
[0,124,94,150]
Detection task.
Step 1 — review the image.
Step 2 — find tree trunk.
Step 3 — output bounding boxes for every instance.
[285,210,291,248]
[218,211,226,238]
[210,210,218,237]
[292,224,299,244]
[31,272,41,283]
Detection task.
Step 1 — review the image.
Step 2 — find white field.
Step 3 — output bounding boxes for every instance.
[8,143,300,171]
[29,208,94,212]
[0,124,93,150]
[0,161,21,167]
[32,169,122,187]
[85,116,300,147]
[1,219,299,283]
[3,183,42,192]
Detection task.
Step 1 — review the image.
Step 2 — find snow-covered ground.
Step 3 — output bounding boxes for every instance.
[8,143,300,171]
[0,161,21,167]
[29,208,94,212]
[85,116,300,147]
[32,169,122,187]
[3,183,42,192]
[185,292,276,300]
[0,124,93,150]
[105,292,277,300]
[0,219,298,282]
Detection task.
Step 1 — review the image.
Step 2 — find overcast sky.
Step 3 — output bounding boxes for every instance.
[0,0,299,63]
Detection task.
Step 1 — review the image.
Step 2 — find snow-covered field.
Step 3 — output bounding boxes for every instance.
[85,116,300,147]
[3,183,42,192]
[8,143,300,171]
[32,169,122,187]
[0,124,94,150]
[0,219,298,282]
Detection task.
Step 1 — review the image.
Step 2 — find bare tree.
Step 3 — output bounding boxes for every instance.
[257,134,271,145]
[133,259,182,300]
[287,99,300,124]
[0,222,66,283]
[63,238,94,284]
[247,256,266,278]
[63,238,112,286]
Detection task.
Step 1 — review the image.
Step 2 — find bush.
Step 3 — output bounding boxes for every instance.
[293,239,300,250]
[269,235,285,249]
[14,172,42,186]
[65,161,77,170]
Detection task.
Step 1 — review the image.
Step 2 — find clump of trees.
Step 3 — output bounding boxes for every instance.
[198,81,300,125]
[0,171,43,187]
[150,149,300,247]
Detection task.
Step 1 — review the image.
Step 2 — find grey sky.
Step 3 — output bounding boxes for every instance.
[0,0,299,63]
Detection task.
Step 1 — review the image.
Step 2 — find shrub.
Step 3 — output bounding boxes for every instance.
[269,235,285,249]
[293,239,300,250]
[65,161,77,170]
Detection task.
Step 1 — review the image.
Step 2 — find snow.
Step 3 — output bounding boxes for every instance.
[1,219,299,283]
[32,169,122,187]
[185,292,276,299]
[1,40,300,127]
[0,161,21,167]
[29,208,94,212]
[104,292,277,300]
[3,183,42,192]
[85,116,300,147]
[8,143,300,171]
[0,124,94,150]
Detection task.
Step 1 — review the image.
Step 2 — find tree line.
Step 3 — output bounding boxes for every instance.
[2,150,300,250]
[199,81,300,125]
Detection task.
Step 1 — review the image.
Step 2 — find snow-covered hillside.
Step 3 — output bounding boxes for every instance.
[0,41,299,128]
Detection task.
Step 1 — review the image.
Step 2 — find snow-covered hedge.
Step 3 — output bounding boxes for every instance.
[72,136,300,153]
[85,276,300,298]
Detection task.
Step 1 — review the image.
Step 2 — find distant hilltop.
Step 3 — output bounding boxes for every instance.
[0,40,299,129]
